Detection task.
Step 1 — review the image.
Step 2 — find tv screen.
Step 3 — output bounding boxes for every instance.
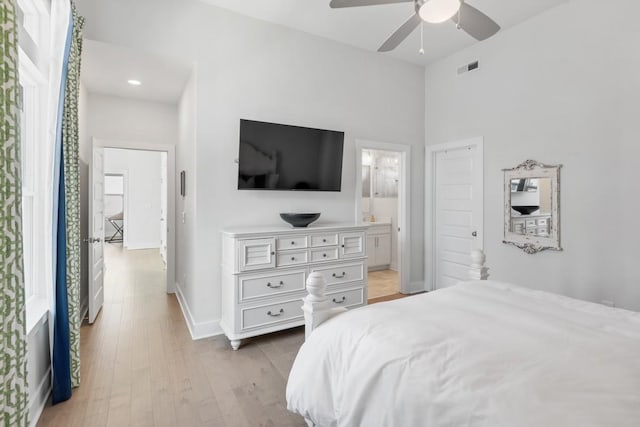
[237,119,344,191]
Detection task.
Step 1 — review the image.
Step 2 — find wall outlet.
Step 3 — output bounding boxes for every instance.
[601,300,615,307]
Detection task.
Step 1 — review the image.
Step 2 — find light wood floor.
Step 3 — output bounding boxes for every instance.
[368,269,399,300]
[38,244,306,427]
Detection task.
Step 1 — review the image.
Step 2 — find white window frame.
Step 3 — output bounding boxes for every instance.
[17,0,50,331]
[16,0,48,47]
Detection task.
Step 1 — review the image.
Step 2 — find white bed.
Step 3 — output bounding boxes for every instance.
[286,279,640,426]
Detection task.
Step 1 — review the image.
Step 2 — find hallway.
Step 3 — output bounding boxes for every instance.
[38,245,305,426]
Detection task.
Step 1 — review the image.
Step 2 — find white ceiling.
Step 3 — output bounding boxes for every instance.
[199,0,566,65]
[81,39,191,104]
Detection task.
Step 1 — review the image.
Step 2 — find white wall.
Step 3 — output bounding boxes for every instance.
[425,0,640,310]
[104,148,162,250]
[77,0,426,334]
[86,93,178,146]
[27,316,50,424]
[79,91,178,301]
[176,70,198,329]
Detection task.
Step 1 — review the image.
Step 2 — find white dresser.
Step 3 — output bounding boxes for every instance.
[510,214,551,237]
[221,223,368,350]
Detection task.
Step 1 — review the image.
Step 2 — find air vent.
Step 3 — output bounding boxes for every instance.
[457,60,479,75]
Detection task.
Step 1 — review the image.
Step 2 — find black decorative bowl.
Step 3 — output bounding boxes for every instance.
[280,213,321,228]
[512,205,540,215]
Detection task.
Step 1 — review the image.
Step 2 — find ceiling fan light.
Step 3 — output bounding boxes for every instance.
[419,0,460,24]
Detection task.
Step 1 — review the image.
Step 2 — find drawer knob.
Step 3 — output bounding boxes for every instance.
[323,253,327,258]
[332,296,346,304]
[323,239,327,243]
[270,251,275,255]
[267,308,284,317]
[332,272,346,279]
[291,257,295,261]
[291,241,295,245]
[266,281,284,289]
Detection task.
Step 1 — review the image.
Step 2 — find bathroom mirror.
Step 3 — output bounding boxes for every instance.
[503,160,562,254]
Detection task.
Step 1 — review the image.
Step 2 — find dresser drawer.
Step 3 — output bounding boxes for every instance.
[311,262,365,286]
[310,233,339,247]
[239,270,306,302]
[276,235,308,251]
[241,299,304,330]
[512,224,525,233]
[326,287,364,309]
[309,247,339,263]
[277,250,308,267]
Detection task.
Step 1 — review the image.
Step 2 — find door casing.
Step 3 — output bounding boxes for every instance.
[354,139,411,294]
[425,137,484,292]
[90,138,177,294]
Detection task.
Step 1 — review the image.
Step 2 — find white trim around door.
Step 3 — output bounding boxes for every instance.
[425,137,484,292]
[92,138,177,294]
[355,139,412,295]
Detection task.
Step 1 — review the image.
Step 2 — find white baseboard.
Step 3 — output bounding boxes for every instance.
[390,262,398,271]
[29,367,51,427]
[175,283,223,340]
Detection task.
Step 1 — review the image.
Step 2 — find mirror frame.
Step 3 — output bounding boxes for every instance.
[503,160,562,254]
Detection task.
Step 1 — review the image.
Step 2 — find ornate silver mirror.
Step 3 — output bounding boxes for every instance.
[503,160,562,254]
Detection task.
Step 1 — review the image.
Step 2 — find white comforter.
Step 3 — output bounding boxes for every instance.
[286,281,640,427]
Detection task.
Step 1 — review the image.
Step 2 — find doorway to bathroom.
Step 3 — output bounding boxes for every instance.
[355,140,411,301]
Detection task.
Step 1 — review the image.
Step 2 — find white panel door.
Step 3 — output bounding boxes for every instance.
[434,145,483,289]
[89,146,105,323]
[366,235,376,267]
[376,234,392,266]
[159,152,167,266]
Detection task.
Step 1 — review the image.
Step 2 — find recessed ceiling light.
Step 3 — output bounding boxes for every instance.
[127,79,142,86]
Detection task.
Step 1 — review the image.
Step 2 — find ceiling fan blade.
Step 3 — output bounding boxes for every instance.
[378,14,421,52]
[451,2,500,41]
[330,0,412,8]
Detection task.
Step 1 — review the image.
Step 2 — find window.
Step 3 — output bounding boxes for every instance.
[17,0,47,47]
[19,53,45,305]
[17,0,50,326]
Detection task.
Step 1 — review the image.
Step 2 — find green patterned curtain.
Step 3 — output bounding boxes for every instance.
[0,0,29,425]
[62,3,84,389]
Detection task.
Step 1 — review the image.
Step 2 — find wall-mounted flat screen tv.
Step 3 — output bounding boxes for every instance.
[237,119,344,191]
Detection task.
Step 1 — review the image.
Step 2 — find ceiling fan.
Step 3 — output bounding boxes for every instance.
[329,0,500,52]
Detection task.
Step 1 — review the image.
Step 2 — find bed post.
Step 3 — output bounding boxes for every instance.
[469,249,489,280]
[302,272,347,340]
